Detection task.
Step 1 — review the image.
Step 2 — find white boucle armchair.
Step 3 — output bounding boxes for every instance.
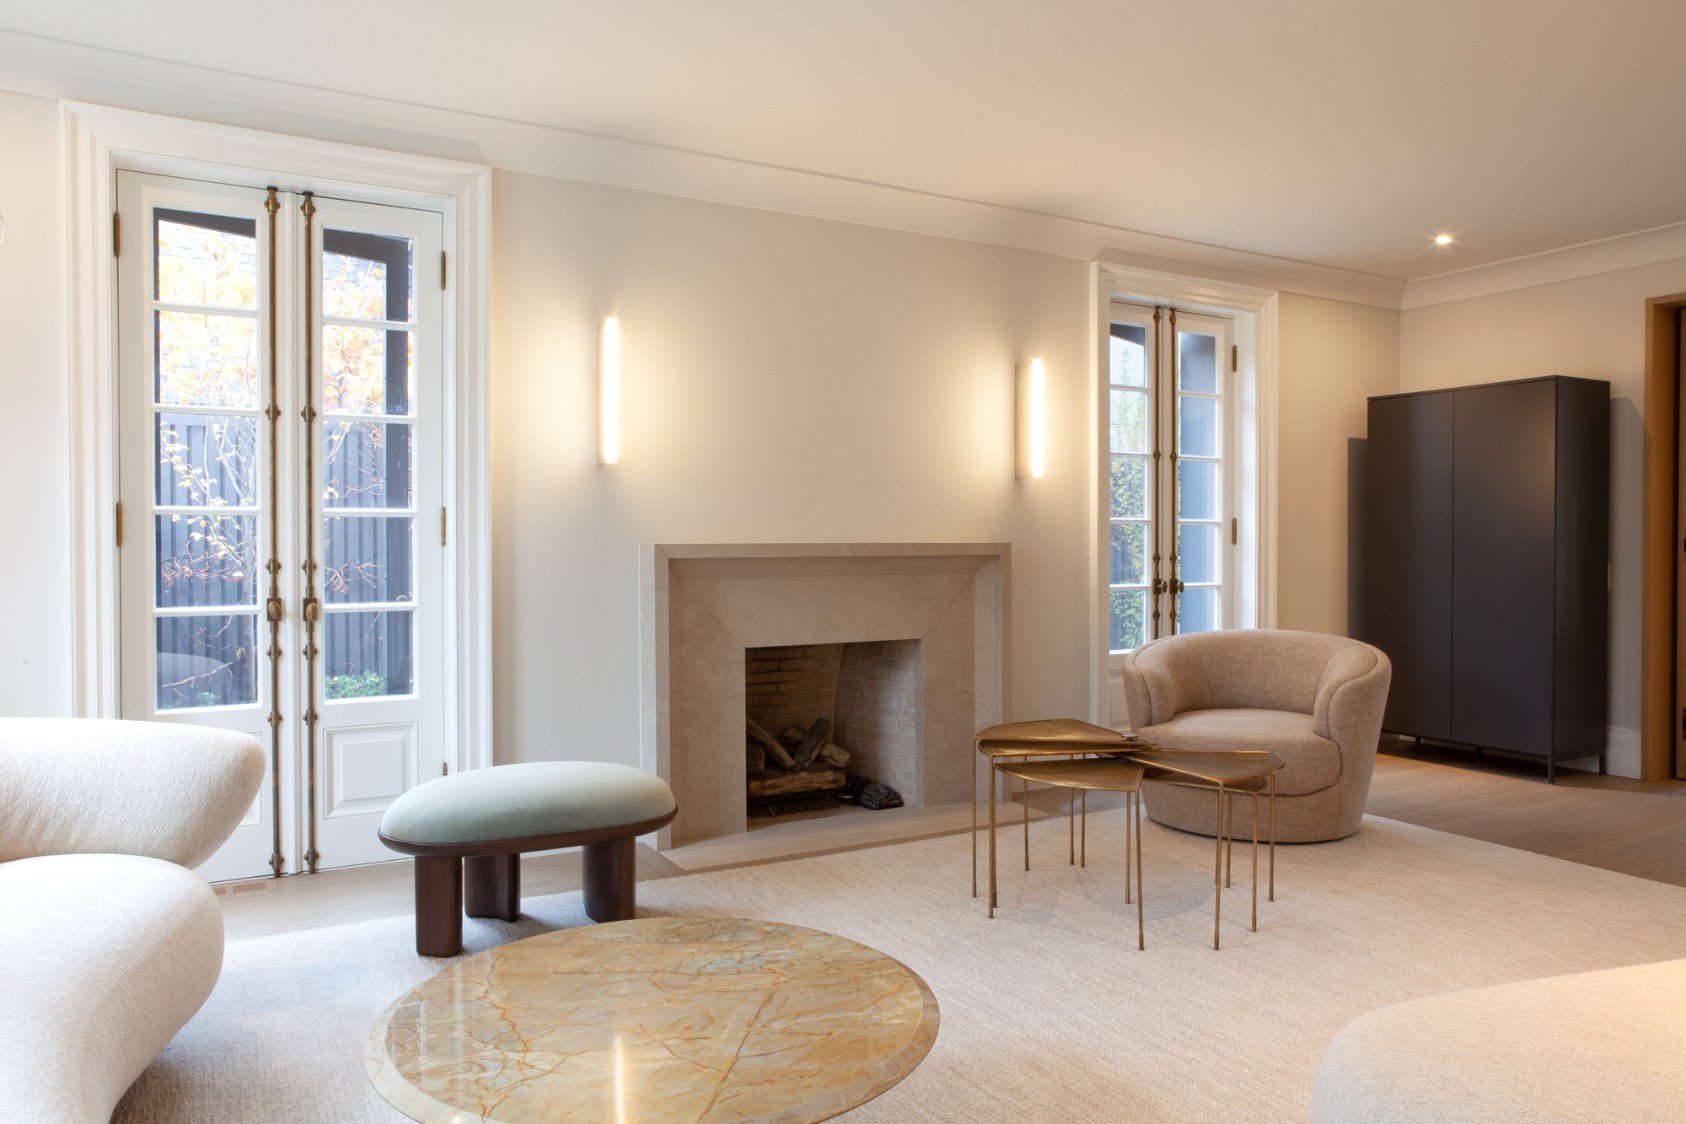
[0,718,264,1123]
[1119,629,1391,842]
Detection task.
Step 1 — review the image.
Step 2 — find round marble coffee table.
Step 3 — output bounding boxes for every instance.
[366,916,939,1123]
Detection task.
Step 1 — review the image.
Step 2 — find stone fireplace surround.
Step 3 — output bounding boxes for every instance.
[641,544,1009,847]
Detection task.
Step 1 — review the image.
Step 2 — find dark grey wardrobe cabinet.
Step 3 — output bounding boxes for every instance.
[1358,376,1609,781]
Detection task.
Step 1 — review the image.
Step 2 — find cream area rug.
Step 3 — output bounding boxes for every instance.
[116,815,1686,1122]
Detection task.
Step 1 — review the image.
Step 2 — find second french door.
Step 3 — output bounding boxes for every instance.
[116,171,448,881]
[1107,302,1236,666]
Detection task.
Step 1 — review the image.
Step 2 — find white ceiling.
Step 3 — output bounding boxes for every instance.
[4,0,1686,280]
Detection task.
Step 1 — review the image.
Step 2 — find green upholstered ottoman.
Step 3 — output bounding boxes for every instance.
[379,762,678,956]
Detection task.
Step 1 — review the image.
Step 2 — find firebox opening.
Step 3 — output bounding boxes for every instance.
[744,640,921,823]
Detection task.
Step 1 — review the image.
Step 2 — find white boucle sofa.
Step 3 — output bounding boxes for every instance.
[0,719,264,1123]
[1312,957,1686,1121]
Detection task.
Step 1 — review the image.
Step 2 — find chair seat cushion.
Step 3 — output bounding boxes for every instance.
[380,762,677,847]
[0,853,224,1123]
[1137,707,1340,796]
[1314,957,1686,1122]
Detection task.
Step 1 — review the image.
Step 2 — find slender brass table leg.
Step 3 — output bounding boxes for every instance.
[1268,773,1277,902]
[1213,783,1225,951]
[988,760,998,917]
[1250,790,1259,933]
[971,744,978,898]
[1021,772,1030,872]
[1134,790,1145,951]
[1124,787,1132,904]
[1224,791,1234,889]
[1080,790,1087,867]
[1068,757,1076,866]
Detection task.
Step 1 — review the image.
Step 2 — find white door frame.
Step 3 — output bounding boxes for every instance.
[66,103,493,776]
[1088,260,1280,728]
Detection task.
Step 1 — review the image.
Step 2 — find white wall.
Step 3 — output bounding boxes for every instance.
[489,171,1095,764]
[1276,294,1402,635]
[1400,262,1677,772]
[0,88,1403,759]
[0,90,72,716]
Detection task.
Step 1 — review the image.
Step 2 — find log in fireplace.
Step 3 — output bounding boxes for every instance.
[744,641,919,818]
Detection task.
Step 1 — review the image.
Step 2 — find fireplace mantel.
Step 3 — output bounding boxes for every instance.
[640,543,1010,846]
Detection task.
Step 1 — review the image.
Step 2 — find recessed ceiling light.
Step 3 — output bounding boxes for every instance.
[1433,233,1454,246]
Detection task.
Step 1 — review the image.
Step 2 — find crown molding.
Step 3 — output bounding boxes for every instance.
[1402,219,1686,310]
[0,27,1405,309]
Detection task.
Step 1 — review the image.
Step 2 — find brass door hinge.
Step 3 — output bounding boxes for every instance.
[440,506,448,547]
[1231,517,1238,545]
[442,761,449,777]
[440,250,447,291]
[1231,344,1238,372]
[112,212,121,258]
[115,501,124,547]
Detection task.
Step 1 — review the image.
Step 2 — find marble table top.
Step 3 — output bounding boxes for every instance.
[365,916,940,1123]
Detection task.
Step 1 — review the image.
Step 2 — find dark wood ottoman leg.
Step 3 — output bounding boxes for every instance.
[415,855,464,957]
[465,854,521,921]
[582,835,636,922]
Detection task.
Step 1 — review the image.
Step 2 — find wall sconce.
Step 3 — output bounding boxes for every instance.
[1015,358,1047,479]
[599,316,621,466]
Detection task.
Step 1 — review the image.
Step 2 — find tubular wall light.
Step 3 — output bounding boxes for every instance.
[1015,358,1047,479]
[599,316,621,465]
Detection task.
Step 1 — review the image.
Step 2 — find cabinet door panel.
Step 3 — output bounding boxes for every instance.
[1363,393,1454,738]
[1452,382,1555,753]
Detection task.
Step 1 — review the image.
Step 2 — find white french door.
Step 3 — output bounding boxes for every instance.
[116,171,447,881]
[1106,302,1236,667]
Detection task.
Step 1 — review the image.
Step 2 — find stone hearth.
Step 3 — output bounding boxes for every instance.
[640,543,1009,846]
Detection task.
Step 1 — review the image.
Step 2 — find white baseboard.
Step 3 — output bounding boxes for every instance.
[1605,726,1642,780]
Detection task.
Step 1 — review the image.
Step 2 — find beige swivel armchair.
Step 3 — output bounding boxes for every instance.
[1119,629,1391,842]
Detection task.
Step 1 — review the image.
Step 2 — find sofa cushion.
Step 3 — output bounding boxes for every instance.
[0,853,224,1123]
[1314,957,1686,1122]
[1137,707,1340,795]
[380,761,677,847]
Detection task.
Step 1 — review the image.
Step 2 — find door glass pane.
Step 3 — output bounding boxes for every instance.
[156,613,258,709]
[1179,395,1219,457]
[324,610,415,697]
[1110,522,1147,585]
[323,253,392,321]
[1178,587,1218,634]
[322,325,414,415]
[1178,332,1218,394]
[1178,523,1220,585]
[155,210,257,310]
[1111,388,1150,454]
[324,420,412,509]
[1110,455,1149,520]
[155,514,258,607]
[156,413,258,508]
[1110,323,1147,387]
[1178,459,1218,521]
[324,231,415,323]
[155,310,259,408]
[1110,589,1148,652]
[323,516,415,604]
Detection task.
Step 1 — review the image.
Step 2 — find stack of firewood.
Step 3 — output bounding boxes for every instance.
[745,716,851,799]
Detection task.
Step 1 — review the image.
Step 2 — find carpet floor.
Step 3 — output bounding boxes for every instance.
[115,814,1686,1122]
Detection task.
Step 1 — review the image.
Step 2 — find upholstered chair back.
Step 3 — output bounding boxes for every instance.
[1127,629,1381,737]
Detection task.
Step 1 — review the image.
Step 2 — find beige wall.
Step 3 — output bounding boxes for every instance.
[0,91,72,716]
[1276,294,1401,635]
[1400,263,1685,762]
[489,171,1095,764]
[0,87,1402,759]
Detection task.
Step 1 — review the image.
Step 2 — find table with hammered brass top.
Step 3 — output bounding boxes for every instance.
[365,916,939,1123]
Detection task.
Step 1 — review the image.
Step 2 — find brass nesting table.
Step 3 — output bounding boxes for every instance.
[973,720,1284,951]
